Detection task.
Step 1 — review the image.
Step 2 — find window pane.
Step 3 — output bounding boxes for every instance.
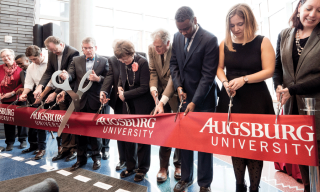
[268,0,286,13]
[40,0,69,18]
[95,7,114,26]
[94,26,114,56]
[269,9,287,49]
[115,29,143,52]
[292,0,299,12]
[115,11,143,30]
[145,16,168,33]
[39,19,69,44]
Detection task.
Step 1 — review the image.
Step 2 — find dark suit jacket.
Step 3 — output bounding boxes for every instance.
[100,52,147,113]
[118,54,154,114]
[39,45,79,94]
[170,25,219,112]
[67,54,109,111]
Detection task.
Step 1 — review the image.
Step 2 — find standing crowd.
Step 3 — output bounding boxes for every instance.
[1,1,320,192]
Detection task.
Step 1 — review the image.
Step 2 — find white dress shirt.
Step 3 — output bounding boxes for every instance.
[185,24,199,52]
[24,56,53,90]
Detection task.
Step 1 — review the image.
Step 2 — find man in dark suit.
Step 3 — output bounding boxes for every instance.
[58,37,108,171]
[170,6,219,192]
[33,36,79,162]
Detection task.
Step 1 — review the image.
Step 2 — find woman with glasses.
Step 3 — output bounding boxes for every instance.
[0,49,23,151]
[113,39,154,182]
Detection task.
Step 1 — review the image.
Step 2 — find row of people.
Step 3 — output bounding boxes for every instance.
[1,1,319,192]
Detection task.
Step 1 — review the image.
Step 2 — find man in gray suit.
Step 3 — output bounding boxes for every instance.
[58,37,109,171]
[149,29,181,182]
[33,36,79,162]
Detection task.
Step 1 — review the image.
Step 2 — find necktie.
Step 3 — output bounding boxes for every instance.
[86,57,94,62]
[161,54,164,67]
[184,38,191,57]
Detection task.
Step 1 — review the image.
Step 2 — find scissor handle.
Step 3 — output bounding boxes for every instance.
[78,70,93,92]
[51,70,72,91]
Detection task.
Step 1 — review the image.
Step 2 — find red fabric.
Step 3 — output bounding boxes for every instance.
[0,105,318,166]
[0,65,22,102]
[1,62,18,87]
[274,162,302,180]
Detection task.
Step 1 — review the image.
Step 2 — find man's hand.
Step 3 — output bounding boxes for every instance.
[89,70,100,82]
[15,88,24,95]
[33,85,43,99]
[151,90,158,105]
[153,102,164,116]
[59,70,69,81]
[56,91,65,103]
[19,94,27,102]
[278,88,290,106]
[45,92,57,103]
[184,102,195,116]
[177,87,187,103]
[276,85,283,102]
[100,91,110,104]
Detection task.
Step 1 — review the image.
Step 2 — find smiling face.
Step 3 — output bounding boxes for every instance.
[1,50,15,66]
[15,57,29,70]
[299,0,320,30]
[230,14,245,40]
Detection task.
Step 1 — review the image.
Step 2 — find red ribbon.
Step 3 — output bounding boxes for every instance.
[0,104,318,166]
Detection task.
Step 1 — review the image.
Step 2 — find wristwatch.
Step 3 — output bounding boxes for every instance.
[243,76,248,83]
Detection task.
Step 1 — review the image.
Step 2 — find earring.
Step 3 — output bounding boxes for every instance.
[297,12,300,18]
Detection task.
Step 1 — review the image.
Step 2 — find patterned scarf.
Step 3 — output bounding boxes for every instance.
[1,62,18,87]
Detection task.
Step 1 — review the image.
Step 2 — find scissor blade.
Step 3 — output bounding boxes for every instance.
[57,102,75,137]
[31,102,44,116]
[7,100,18,109]
[275,95,283,124]
[43,103,57,114]
[227,97,233,127]
[92,104,104,121]
[174,99,183,122]
[125,102,131,114]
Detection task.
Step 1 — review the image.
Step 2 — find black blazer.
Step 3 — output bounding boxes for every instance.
[67,54,109,111]
[39,45,79,94]
[170,25,220,112]
[118,54,154,114]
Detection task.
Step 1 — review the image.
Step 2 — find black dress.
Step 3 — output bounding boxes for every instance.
[216,35,274,190]
[216,35,274,115]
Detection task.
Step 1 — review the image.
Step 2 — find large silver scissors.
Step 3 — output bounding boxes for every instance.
[174,89,184,122]
[51,70,93,136]
[275,94,283,124]
[227,96,233,128]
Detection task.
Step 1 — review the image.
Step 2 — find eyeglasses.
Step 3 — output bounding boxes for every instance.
[1,54,12,59]
[82,47,94,51]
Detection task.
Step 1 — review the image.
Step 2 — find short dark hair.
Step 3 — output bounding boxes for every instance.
[113,40,135,59]
[25,45,42,57]
[15,54,27,61]
[175,6,194,22]
[289,0,307,29]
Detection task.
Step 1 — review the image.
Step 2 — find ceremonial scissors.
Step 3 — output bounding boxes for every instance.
[51,70,93,136]
[42,102,59,114]
[174,89,184,122]
[6,94,20,109]
[227,95,233,128]
[275,94,283,124]
[31,101,45,116]
[92,103,104,121]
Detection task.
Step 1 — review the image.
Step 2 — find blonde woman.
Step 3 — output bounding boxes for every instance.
[216,4,275,192]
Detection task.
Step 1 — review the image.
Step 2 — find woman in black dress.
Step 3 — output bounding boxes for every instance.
[114,40,155,182]
[216,4,275,192]
[273,0,320,191]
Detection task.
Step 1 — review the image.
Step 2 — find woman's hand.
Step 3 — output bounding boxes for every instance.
[118,87,125,101]
[228,77,245,92]
[223,81,236,97]
[2,92,14,99]
[278,88,291,106]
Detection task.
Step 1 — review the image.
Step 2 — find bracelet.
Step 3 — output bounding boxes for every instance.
[222,80,228,85]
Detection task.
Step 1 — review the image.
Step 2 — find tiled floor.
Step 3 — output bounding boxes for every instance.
[0,132,304,192]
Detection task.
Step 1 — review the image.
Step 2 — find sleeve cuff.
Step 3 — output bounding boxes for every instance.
[103,91,108,96]
[150,86,157,93]
[160,95,169,106]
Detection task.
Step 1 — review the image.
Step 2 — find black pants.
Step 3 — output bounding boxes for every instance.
[114,100,126,162]
[77,102,102,163]
[3,101,27,145]
[125,142,151,174]
[159,102,181,169]
[56,97,77,153]
[101,105,110,153]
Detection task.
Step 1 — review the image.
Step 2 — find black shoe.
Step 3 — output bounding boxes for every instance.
[116,161,126,170]
[5,144,13,151]
[52,152,67,161]
[71,161,86,171]
[200,187,211,192]
[101,151,109,160]
[33,149,39,155]
[65,151,77,162]
[93,160,101,170]
[120,169,135,178]
[134,172,145,182]
[34,150,46,160]
[19,141,27,149]
[22,147,37,154]
[236,183,247,192]
[173,180,193,192]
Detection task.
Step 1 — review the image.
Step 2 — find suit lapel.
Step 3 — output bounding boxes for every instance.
[161,45,172,77]
[296,25,320,76]
[179,34,185,65]
[60,45,68,70]
[283,28,296,80]
[183,27,203,68]
[155,51,163,72]
[92,54,100,72]
[81,55,87,74]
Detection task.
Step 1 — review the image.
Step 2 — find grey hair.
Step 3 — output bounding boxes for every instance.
[82,37,96,47]
[175,6,194,22]
[0,49,15,57]
[151,29,170,44]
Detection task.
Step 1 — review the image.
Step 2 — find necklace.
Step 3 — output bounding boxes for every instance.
[296,30,304,56]
[125,65,135,87]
